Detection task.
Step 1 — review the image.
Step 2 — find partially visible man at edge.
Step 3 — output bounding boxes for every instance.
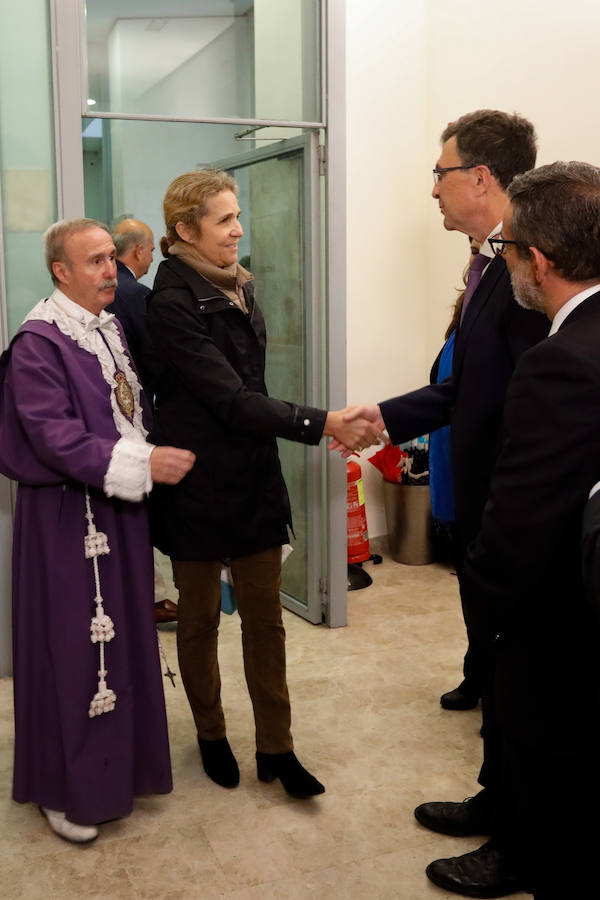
[338,110,548,894]
[0,218,194,843]
[443,161,600,899]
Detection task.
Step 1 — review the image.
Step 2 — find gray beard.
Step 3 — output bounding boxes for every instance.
[510,266,545,313]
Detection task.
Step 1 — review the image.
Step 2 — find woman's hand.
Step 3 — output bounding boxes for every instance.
[323,405,387,455]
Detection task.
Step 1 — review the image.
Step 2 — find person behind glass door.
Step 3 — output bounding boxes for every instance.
[147,169,383,797]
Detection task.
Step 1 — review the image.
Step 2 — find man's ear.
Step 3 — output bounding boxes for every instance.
[52,260,67,285]
[133,242,144,261]
[529,246,552,284]
[473,164,493,193]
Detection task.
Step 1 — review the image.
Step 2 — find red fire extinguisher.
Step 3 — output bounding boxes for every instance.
[347,460,370,564]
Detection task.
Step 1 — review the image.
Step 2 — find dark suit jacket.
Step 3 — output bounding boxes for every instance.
[464,290,600,753]
[380,255,547,550]
[107,261,156,392]
[147,257,326,560]
[581,489,600,622]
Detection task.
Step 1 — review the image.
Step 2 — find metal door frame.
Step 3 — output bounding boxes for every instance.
[213,132,323,623]
[49,0,348,627]
[0,168,14,674]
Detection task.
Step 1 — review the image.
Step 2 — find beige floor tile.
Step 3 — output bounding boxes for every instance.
[0,550,533,899]
[221,842,532,900]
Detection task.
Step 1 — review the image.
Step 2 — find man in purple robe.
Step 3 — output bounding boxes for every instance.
[0,218,195,843]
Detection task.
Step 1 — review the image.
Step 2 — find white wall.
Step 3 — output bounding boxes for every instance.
[346,0,600,539]
[346,1,429,538]
[425,0,600,359]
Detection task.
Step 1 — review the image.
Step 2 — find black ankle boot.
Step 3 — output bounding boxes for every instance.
[256,751,325,798]
[198,736,240,788]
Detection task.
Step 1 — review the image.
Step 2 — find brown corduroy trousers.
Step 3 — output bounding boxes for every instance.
[171,547,293,754]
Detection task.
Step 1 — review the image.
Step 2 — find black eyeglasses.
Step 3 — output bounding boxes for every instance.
[488,236,520,257]
[432,164,479,185]
[489,235,555,262]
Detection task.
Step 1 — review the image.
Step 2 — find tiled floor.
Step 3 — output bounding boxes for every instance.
[0,550,530,899]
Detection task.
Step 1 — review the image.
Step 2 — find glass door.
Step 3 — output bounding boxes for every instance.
[80,120,324,623]
[49,0,343,624]
[213,134,323,621]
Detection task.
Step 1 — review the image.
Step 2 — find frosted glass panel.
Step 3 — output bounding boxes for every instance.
[0,0,57,677]
[246,153,308,605]
[85,0,321,123]
[0,0,57,338]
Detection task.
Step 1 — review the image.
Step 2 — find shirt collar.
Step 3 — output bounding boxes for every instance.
[478,222,502,260]
[589,481,600,499]
[51,288,115,332]
[548,283,600,335]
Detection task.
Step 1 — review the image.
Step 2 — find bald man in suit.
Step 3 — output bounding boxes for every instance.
[108,219,176,623]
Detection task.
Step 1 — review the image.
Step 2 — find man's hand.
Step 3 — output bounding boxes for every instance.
[343,404,386,432]
[150,447,196,484]
[323,405,386,455]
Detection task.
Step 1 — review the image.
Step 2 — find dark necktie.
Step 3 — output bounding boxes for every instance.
[460,253,488,323]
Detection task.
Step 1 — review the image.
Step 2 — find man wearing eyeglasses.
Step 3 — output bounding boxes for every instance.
[340,110,548,896]
[451,161,600,899]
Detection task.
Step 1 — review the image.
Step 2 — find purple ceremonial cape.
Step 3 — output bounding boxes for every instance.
[0,317,172,825]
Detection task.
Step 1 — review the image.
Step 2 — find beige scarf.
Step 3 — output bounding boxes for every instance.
[168,241,253,313]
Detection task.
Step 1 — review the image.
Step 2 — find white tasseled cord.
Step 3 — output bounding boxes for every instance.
[84,488,117,717]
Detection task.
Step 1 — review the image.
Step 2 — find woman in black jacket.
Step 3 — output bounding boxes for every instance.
[148,169,380,797]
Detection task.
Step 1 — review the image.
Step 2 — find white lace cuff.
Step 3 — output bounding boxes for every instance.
[104,437,154,502]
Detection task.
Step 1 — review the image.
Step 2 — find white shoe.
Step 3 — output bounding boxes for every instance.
[40,806,99,843]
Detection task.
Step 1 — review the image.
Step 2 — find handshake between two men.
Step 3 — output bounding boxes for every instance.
[324,404,386,457]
